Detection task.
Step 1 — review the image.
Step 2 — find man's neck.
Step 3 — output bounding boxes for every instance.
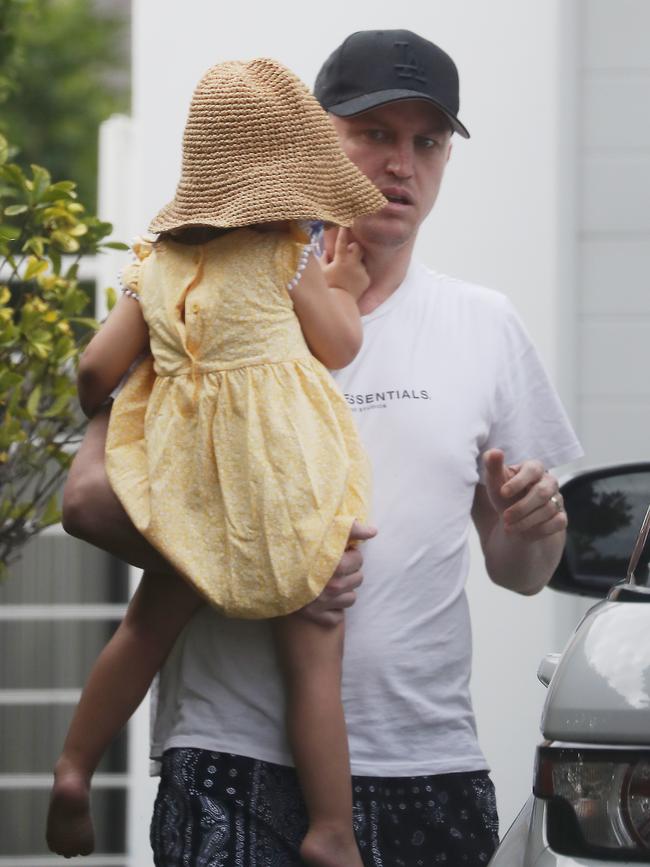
[359,241,414,315]
[325,230,415,316]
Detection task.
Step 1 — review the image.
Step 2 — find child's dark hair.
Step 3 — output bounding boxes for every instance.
[158,225,233,246]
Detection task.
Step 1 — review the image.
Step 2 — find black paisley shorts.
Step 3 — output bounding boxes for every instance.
[151,748,499,866]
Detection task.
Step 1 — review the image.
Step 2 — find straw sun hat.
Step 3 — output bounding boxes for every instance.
[149,58,387,233]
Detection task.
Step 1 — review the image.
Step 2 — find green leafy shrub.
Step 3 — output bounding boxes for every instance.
[0,131,126,573]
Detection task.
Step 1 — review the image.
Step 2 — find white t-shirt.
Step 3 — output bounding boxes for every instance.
[150,262,583,777]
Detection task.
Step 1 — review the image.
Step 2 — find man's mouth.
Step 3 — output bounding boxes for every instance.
[382,187,413,206]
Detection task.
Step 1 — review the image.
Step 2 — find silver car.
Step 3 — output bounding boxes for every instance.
[490,462,650,865]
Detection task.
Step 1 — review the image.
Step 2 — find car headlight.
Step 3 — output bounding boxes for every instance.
[534,746,650,860]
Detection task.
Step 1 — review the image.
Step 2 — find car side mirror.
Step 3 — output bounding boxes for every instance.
[550,462,650,597]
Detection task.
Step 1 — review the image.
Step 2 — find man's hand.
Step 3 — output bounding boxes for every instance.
[473,449,567,594]
[300,521,377,626]
[483,448,566,541]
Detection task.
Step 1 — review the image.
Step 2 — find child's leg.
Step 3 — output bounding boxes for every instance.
[46,569,201,857]
[272,614,363,867]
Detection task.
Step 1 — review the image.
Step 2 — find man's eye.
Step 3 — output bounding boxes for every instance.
[365,129,388,143]
[417,137,439,150]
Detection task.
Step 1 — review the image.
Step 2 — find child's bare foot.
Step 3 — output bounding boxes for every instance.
[46,762,94,857]
[300,825,364,867]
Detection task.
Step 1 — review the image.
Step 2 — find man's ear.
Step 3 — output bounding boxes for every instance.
[446,141,453,163]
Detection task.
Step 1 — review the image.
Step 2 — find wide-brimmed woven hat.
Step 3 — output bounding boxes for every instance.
[149,58,386,233]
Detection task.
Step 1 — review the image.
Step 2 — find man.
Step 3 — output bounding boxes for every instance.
[64,30,582,866]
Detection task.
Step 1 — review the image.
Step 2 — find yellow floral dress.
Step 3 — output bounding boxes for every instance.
[105,226,369,618]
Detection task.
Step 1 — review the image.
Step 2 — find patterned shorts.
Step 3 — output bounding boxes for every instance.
[150,749,499,866]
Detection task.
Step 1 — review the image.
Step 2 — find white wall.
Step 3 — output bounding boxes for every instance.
[577,0,650,464]
[128,0,582,838]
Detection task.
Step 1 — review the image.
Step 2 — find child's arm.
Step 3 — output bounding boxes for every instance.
[77,295,149,417]
[291,228,368,370]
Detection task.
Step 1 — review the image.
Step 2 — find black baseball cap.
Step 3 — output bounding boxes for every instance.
[314,29,470,139]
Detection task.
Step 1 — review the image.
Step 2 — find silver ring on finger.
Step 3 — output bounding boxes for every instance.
[550,493,563,512]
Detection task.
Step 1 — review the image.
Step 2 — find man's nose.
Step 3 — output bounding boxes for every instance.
[386,141,414,178]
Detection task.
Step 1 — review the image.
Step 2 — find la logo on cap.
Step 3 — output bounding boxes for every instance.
[393,40,427,85]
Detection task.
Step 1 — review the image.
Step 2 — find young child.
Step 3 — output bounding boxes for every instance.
[45,58,385,866]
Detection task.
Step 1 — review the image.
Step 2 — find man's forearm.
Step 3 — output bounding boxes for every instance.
[484,523,565,595]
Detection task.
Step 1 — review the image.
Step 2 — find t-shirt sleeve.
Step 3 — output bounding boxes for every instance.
[478,297,583,481]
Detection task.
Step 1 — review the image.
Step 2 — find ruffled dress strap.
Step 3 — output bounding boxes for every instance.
[286,221,325,291]
[111,237,155,400]
[119,236,155,301]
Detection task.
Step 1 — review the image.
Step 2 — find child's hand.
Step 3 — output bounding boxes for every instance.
[320,228,370,301]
